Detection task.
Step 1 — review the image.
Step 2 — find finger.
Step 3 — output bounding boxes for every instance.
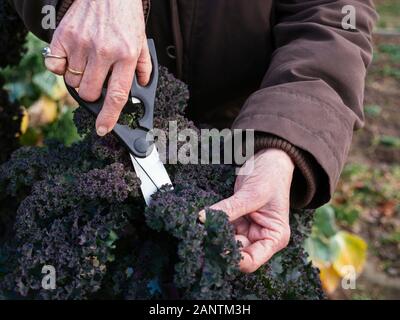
[233,217,250,235]
[95,60,136,136]
[235,235,250,248]
[64,51,88,88]
[136,40,152,86]
[208,191,260,222]
[249,210,289,231]
[45,38,67,75]
[78,55,112,102]
[240,239,276,273]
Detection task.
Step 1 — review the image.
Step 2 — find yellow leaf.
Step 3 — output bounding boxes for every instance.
[331,231,367,276]
[28,96,58,126]
[319,265,341,294]
[52,76,68,100]
[19,108,29,135]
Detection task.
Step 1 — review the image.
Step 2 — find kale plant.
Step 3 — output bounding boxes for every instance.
[0,66,324,300]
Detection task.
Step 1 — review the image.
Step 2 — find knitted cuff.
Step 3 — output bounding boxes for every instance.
[253,133,318,209]
[56,0,74,25]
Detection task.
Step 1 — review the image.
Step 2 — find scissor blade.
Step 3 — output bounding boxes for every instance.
[130,147,173,206]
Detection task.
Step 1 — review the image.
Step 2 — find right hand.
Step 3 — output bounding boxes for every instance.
[45,0,152,136]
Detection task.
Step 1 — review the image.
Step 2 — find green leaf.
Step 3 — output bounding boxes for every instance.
[3,81,34,102]
[305,237,333,263]
[269,255,284,275]
[364,104,382,118]
[32,71,58,98]
[313,205,338,238]
[378,135,400,148]
[19,127,42,146]
[42,108,81,146]
[378,44,400,62]
[108,230,119,242]
[334,207,359,226]
[107,254,115,262]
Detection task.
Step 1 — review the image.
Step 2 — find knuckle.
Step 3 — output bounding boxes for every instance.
[77,36,91,50]
[95,45,113,59]
[79,88,100,102]
[121,46,140,61]
[138,60,152,74]
[139,47,151,62]
[63,26,79,40]
[108,90,128,108]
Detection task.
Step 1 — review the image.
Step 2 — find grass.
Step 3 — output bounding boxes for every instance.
[376,0,400,30]
[376,135,400,148]
[373,43,400,80]
[332,163,400,226]
[378,44,400,62]
[380,231,400,245]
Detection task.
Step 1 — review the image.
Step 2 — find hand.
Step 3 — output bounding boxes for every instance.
[200,149,294,273]
[45,0,151,136]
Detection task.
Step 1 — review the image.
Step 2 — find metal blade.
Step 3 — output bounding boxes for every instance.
[130,147,173,206]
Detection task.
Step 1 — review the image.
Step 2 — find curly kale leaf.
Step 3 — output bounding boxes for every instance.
[145,184,241,299]
[0,66,323,300]
[0,162,141,299]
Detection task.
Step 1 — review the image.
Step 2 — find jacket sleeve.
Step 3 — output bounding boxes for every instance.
[232,0,377,208]
[8,0,63,42]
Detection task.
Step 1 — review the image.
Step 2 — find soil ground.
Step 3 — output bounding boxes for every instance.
[332,32,400,299]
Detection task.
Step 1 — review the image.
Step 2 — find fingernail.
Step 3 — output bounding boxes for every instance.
[198,210,206,224]
[96,126,108,137]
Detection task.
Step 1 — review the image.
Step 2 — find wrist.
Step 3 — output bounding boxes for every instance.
[256,148,295,173]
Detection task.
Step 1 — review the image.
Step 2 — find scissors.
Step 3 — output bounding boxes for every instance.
[65,39,172,205]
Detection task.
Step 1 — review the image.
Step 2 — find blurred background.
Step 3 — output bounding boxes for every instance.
[0,0,399,300]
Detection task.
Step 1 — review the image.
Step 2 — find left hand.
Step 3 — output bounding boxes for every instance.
[200,148,295,273]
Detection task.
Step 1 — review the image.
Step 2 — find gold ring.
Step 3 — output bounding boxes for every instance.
[67,67,84,76]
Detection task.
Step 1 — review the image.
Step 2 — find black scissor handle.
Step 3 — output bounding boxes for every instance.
[65,39,159,158]
[131,39,159,132]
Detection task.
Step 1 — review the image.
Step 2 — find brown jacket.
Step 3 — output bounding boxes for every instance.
[9,0,377,209]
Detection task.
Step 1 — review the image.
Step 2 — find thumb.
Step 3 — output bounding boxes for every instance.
[136,40,152,86]
[199,190,257,223]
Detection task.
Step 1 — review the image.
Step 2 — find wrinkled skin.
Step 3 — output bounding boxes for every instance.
[45,0,151,136]
[202,148,294,273]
